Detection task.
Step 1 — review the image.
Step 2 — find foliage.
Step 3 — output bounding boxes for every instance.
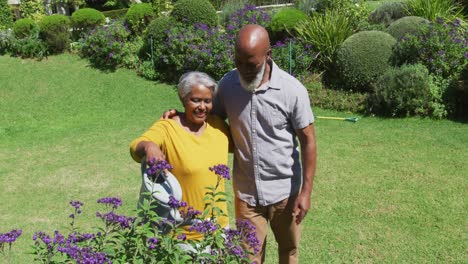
[218,0,248,26]
[9,36,48,59]
[270,8,308,41]
[368,1,408,27]
[38,14,70,54]
[9,161,259,263]
[405,0,465,22]
[306,79,369,113]
[141,0,173,15]
[12,18,38,39]
[19,0,45,21]
[80,22,131,70]
[71,8,105,37]
[142,15,174,57]
[386,16,429,40]
[335,30,396,92]
[125,3,155,35]
[152,23,235,82]
[295,0,317,16]
[370,63,446,118]
[121,36,144,69]
[391,18,468,116]
[0,29,13,54]
[294,9,355,70]
[170,0,217,27]
[224,3,271,36]
[0,0,13,30]
[102,8,129,19]
[271,39,316,81]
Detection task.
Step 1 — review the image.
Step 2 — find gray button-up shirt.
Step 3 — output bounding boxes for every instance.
[215,61,314,206]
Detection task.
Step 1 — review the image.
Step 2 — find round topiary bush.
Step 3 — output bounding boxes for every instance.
[39,14,70,54]
[13,18,38,39]
[125,3,154,34]
[368,1,407,27]
[335,30,397,92]
[386,16,428,40]
[270,8,308,40]
[71,8,105,34]
[170,0,217,26]
[371,63,446,118]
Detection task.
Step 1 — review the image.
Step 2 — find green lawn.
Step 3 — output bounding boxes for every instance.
[1,54,466,263]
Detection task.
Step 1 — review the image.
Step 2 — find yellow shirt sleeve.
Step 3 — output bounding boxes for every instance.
[129,116,230,240]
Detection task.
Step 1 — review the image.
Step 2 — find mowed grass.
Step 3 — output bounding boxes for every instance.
[1,54,467,263]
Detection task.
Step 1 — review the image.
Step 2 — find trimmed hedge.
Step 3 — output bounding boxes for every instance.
[13,18,38,38]
[170,0,217,26]
[39,14,70,54]
[371,63,446,118]
[335,30,396,92]
[270,8,308,40]
[71,8,105,33]
[368,1,407,27]
[386,16,428,40]
[125,3,154,34]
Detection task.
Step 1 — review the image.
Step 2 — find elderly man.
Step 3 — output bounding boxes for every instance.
[213,24,317,264]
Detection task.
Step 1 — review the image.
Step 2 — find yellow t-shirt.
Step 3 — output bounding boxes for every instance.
[130,115,230,240]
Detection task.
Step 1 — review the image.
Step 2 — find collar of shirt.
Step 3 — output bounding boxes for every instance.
[254,60,282,92]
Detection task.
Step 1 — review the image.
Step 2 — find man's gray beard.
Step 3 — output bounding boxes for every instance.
[238,61,266,92]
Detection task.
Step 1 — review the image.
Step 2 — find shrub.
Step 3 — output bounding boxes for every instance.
[306,79,369,113]
[0,29,13,54]
[0,0,13,30]
[9,36,48,59]
[13,18,38,39]
[270,8,308,40]
[102,8,129,19]
[386,16,429,40]
[39,14,70,54]
[18,0,45,21]
[294,9,355,70]
[225,4,271,36]
[218,0,248,26]
[152,23,235,82]
[71,8,105,37]
[121,36,144,69]
[405,0,465,22]
[125,3,155,34]
[335,30,396,92]
[371,64,446,118]
[368,1,408,27]
[170,0,217,27]
[391,18,468,116]
[80,22,131,70]
[271,40,316,81]
[141,16,176,61]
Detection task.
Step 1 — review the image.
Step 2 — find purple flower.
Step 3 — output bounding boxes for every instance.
[147,237,159,249]
[70,200,84,210]
[180,206,202,219]
[97,197,122,209]
[189,220,218,234]
[209,164,231,180]
[177,234,187,241]
[0,229,22,244]
[96,211,135,229]
[464,52,468,59]
[168,196,183,209]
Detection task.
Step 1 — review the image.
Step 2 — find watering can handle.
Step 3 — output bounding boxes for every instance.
[141,156,177,196]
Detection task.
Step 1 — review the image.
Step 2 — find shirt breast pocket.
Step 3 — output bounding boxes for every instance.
[266,105,288,130]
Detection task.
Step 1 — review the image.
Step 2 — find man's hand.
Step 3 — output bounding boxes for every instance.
[161,109,178,120]
[292,191,311,224]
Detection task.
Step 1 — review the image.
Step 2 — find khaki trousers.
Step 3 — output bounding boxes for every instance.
[235,196,302,264]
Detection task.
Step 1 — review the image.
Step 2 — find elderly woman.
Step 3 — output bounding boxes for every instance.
[130,71,230,241]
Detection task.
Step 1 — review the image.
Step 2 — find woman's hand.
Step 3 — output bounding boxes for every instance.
[136,141,166,164]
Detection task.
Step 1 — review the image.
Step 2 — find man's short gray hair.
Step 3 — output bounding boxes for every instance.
[177,71,218,100]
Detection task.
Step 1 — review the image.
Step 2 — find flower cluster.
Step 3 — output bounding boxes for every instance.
[189,219,218,233]
[0,229,22,247]
[96,211,135,229]
[223,219,261,258]
[97,197,122,209]
[209,164,231,180]
[168,195,187,209]
[225,4,271,36]
[146,158,173,177]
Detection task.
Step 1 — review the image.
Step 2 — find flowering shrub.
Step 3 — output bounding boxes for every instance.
[391,18,468,114]
[271,39,316,81]
[6,160,259,263]
[80,22,131,70]
[153,23,235,81]
[225,4,271,36]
